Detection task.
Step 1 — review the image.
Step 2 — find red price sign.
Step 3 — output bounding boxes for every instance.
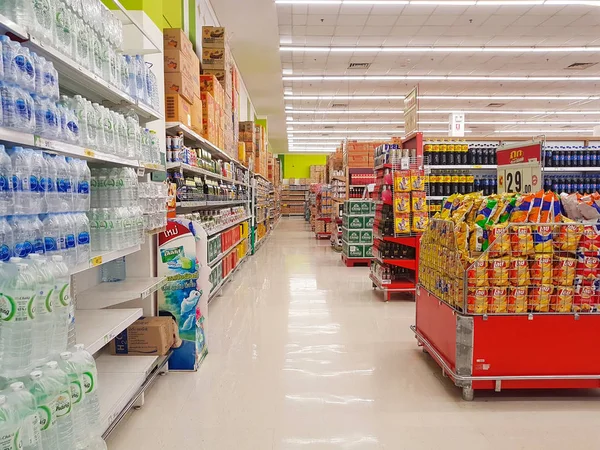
[496,142,542,194]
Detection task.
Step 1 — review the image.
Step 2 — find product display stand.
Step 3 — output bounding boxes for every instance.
[341,199,375,267]
[252,174,274,254]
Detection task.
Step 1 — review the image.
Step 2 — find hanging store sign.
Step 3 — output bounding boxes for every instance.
[449,112,465,137]
[404,86,419,136]
[497,142,542,194]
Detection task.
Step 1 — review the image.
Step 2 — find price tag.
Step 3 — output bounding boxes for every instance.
[137,167,146,177]
[496,142,542,195]
[90,256,103,267]
[84,149,95,158]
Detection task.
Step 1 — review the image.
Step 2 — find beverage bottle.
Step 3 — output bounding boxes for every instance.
[31,215,45,255]
[9,216,36,258]
[590,147,598,167]
[544,146,552,167]
[0,145,14,215]
[30,0,54,44]
[74,213,90,265]
[71,344,101,434]
[55,1,73,56]
[0,36,19,85]
[0,217,13,262]
[41,214,60,257]
[29,149,48,214]
[583,147,591,167]
[77,160,91,212]
[43,361,75,450]
[67,157,79,210]
[134,55,147,102]
[26,255,55,366]
[56,99,69,143]
[72,96,92,147]
[565,148,573,167]
[92,103,106,150]
[7,382,43,450]
[0,394,21,450]
[31,51,44,97]
[28,370,60,450]
[11,86,35,132]
[58,352,90,449]
[42,153,58,212]
[11,147,31,215]
[0,261,36,376]
[544,177,552,192]
[86,437,108,450]
[48,255,70,354]
[55,155,73,212]
[61,213,77,267]
[103,107,116,154]
[558,148,566,167]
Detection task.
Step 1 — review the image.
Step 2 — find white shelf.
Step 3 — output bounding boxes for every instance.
[176,200,248,209]
[254,173,271,184]
[71,245,142,274]
[76,308,143,355]
[428,165,497,170]
[209,237,245,267]
[166,162,249,187]
[77,277,167,310]
[96,353,160,434]
[543,167,599,172]
[205,215,252,237]
[429,196,447,201]
[209,254,248,302]
[165,122,238,164]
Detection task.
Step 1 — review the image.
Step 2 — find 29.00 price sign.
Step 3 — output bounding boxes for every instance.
[496,142,542,195]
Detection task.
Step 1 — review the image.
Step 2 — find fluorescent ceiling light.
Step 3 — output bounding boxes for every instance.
[280,46,600,53]
[289,119,600,125]
[288,149,338,153]
[283,75,600,81]
[286,109,600,115]
[287,120,403,124]
[287,109,405,114]
[275,0,599,5]
[285,94,600,101]
[494,129,594,133]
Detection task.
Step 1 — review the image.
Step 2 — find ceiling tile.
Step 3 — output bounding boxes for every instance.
[335,25,365,37]
[305,25,336,36]
[424,15,458,27]
[292,14,307,26]
[390,26,422,36]
[336,15,368,27]
[361,26,393,37]
[366,15,398,27]
[306,14,338,26]
[339,5,373,15]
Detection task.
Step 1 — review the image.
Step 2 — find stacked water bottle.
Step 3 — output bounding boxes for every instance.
[0,0,160,112]
[88,167,145,251]
[139,182,168,232]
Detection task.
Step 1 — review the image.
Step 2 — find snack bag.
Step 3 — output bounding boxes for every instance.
[529,285,553,312]
[410,169,425,191]
[551,192,563,222]
[412,212,429,233]
[538,191,554,223]
[509,257,530,287]
[553,256,577,286]
[466,196,485,224]
[394,170,411,193]
[527,190,545,223]
[488,257,510,286]
[510,225,534,256]
[575,254,599,286]
[508,287,528,313]
[467,288,488,314]
[487,223,510,258]
[469,225,487,254]
[489,287,508,313]
[551,286,574,313]
[467,257,488,287]
[475,197,499,229]
[497,195,518,224]
[532,224,553,253]
[455,222,470,254]
[394,193,411,214]
[578,224,600,255]
[531,254,552,285]
[411,191,427,212]
[555,221,584,253]
[395,214,411,234]
[452,197,474,224]
[488,197,506,225]
[439,194,457,220]
[573,285,597,312]
[510,193,533,222]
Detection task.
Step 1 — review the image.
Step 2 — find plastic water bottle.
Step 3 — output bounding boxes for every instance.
[26,255,55,366]
[30,0,55,45]
[134,55,147,102]
[72,344,101,434]
[55,156,73,212]
[0,36,19,85]
[61,214,77,267]
[0,145,13,215]
[125,114,140,160]
[30,150,48,214]
[101,256,126,282]
[41,214,60,257]
[33,96,60,139]
[78,160,90,211]
[48,255,70,354]
[86,437,108,450]
[31,215,45,255]
[91,103,105,150]
[0,395,21,450]
[58,352,90,449]
[59,96,79,144]
[9,216,32,258]
[0,217,13,262]
[28,370,59,450]
[54,1,73,56]
[74,213,90,265]
[72,96,92,148]
[44,361,75,450]
[0,261,36,376]
[7,382,43,450]
[2,86,35,132]
[43,153,58,211]
[10,147,34,214]
[102,107,115,154]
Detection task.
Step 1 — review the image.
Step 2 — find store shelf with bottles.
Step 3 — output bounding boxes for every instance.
[167,162,249,187]
[166,122,239,164]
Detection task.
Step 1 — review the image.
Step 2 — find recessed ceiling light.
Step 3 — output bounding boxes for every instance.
[282,74,600,81]
[279,46,600,53]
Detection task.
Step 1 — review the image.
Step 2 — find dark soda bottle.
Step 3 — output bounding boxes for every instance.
[577,177,584,193]
[439,141,447,165]
[474,176,481,192]
[552,177,559,193]
[545,147,553,167]
[565,177,573,194]
[552,150,560,167]
[467,174,474,193]
[544,177,552,192]
[483,176,490,195]
[565,150,573,167]
[584,148,591,167]
[591,148,598,167]
[447,142,455,165]
[490,176,497,194]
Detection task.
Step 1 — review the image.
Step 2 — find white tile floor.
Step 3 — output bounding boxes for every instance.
[108,218,600,449]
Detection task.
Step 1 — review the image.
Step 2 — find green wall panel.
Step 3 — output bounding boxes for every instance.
[283,155,328,179]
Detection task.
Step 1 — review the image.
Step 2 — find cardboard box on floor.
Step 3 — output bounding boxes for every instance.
[109,316,177,356]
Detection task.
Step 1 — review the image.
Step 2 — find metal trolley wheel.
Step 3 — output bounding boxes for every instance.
[462,387,474,402]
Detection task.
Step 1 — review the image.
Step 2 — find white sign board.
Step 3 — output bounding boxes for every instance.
[496,142,542,194]
[404,87,418,136]
[448,113,465,137]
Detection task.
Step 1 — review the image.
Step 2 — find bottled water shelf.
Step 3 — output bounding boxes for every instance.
[0,14,163,123]
[166,162,249,187]
[165,122,237,164]
[71,245,142,274]
[176,200,248,209]
[205,215,252,237]
[209,237,245,268]
[77,277,168,309]
[76,308,143,355]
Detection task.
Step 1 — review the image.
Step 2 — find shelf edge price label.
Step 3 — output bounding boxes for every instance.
[496,142,542,194]
[90,256,103,267]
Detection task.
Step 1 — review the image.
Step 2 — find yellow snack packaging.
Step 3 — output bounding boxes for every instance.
[487,223,510,258]
[551,286,574,313]
[509,257,530,287]
[467,288,488,314]
[394,170,411,193]
[510,225,534,256]
[395,214,411,234]
[488,257,510,286]
[489,287,508,313]
[411,191,427,212]
[412,212,429,233]
[467,256,487,287]
[531,254,552,285]
[529,285,553,312]
[508,287,528,313]
[410,169,425,191]
[394,193,411,214]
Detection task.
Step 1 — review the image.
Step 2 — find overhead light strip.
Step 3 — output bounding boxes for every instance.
[280,46,600,53]
[494,129,594,133]
[285,95,600,100]
[275,0,600,5]
[287,119,600,125]
[285,109,600,115]
[283,75,600,81]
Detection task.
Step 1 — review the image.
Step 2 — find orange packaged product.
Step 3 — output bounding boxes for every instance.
[529,285,554,312]
[488,257,510,286]
[573,285,597,312]
[394,170,411,193]
[551,286,574,313]
[555,221,584,253]
[467,288,488,314]
[488,223,510,258]
[411,191,427,212]
[467,257,488,287]
[537,191,554,223]
[394,193,411,214]
[410,169,425,191]
[553,256,577,286]
[510,225,534,256]
[575,254,599,286]
[531,254,552,285]
[509,257,530,287]
[532,224,553,254]
[527,190,545,223]
[488,287,508,313]
[578,224,600,255]
[508,287,528,313]
[510,194,534,222]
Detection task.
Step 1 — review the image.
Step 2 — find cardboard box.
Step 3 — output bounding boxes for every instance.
[360,230,373,243]
[364,245,373,258]
[165,94,192,128]
[202,48,228,70]
[348,216,365,229]
[343,228,361,244]
[202,26,227,48]
[164,72,194,104]
[348,244,364,258]
[163,28,193,56]
[110,317,176,356]
[191,98,203,134]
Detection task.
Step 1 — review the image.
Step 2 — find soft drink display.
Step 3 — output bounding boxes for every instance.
[546,175,600,195]
[543,145,599,168]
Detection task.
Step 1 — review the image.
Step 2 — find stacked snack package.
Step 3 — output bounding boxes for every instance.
[393,169,428,234]
[419,189,600,314]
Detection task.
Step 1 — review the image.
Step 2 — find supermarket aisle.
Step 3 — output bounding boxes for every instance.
[108,218,598,450]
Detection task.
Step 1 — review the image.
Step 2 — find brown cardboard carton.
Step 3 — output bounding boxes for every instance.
[191,98,203,134]
[202,26,227,48]
[165,94,192,127]
[163,28,193,56]
[164,72,194,104]
[202,48,229,70]
[109,317,176,356]
[164,49,193,74]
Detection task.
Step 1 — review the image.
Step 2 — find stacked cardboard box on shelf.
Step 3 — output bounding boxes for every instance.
[344,142,380,168]
[310,165,326,183]
[342,200,375,259]
[238,121,268,176]
[239,121,255,169]
[199,74,225,148]
[163,29,202,133]
[327,148,344,181]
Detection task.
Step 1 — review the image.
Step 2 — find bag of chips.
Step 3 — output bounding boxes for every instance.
[510,193,534,222]
[412,212,428,233]
[469,225,487,253]
[578,224,600,255]
[440,194,458,220]
[475,197,499,229]
[575,254,599,286]
[467,257,488,287]
[411,191,427,212]
[489,287,508,313]
[488,223,510,258]
[510,225,534,256]
[394,170,411,193]
[488,257,510,286]
[410,169,425,191]
[395,214,411,234]
[527,190,545,223]
[529,285,553,312]
[553,256,577,286]
[538,191,555,223]
[467,288,488,314]
[532,224,553,253]
[573,285,597,312]
[509,257,530,287]
[531,254,553,285]
[508,287,528,313]
[455,222,469,254]
[551,286,574,313]
[555,220,584,253]
[394,193,411,214]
